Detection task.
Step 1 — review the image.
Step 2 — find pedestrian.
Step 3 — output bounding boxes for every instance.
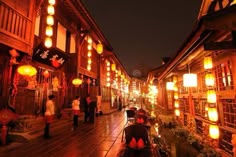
[72,96,80,128]
[83,97,89,123]
[86,95,97,123]
[44,94,55,139]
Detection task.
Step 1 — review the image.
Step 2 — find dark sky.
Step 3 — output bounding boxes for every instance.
[82,1,203,75]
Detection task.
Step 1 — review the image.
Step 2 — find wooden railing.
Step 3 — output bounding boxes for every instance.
[0,1,32,48]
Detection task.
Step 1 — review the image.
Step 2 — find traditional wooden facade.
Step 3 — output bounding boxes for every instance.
[0,0,129,115]
[147,0,236,156]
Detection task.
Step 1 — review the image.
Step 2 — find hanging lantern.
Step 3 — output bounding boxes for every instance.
[88,58,92,64]
[183,73,197,87]
[174,100,179,108]
[47,5,55,15]
[17,65,37,77]
[205,73,215,86]
[46,15,54,26]
[43,70,50,78]
[111,63,116,71]
[45,26,53,37]
[207,89,216,103]
[173,76,177,83]
[87,64,91,71]
[48,0,55,5]
[44,37,52,48]
[87,51,92,57]
[174,84,178,91]
[72,78,82,86]
[166,82,174,90]
[208,107,218,122]
[175,109,180,116]
[96,43,103,54]
[174,92,178,99]
[106,82,110,87]
[209,124,219,139]
[87,36,92,44]
[204,56,213,70]
[87,45,92,50]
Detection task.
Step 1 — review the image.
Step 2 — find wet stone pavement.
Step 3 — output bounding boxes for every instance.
[0,111,126,157]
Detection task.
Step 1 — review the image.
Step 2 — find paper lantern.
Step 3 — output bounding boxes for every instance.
[175,109,180,116]
[111,63,116,71]
[43,70,50,78]
[72,78,82,86]
[204,56,213,70]
[87,51,92,57]
[17,65,37,76]
[166,82,174,90]
[87,65,91,71]
[174,100,179,108]
[174,92,178,99]
[208,107,218,122]
[96,43,103,54]
[47,5,55,15]
[46,15,54,26]
[88,58,92,64]
[209,124,219,139]
[205,73,215,86]
[44,37,52,48]
[207,89,216,103]
[48,0,55,5]
[183,73,197,87]
[87,37,92,44]
[45,26,53,37]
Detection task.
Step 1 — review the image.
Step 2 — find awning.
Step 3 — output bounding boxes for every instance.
[33,43,69,69]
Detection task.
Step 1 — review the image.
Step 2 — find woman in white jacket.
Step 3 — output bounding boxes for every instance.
[72,96,80,127]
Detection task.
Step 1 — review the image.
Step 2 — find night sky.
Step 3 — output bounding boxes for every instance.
[82,1,203,76]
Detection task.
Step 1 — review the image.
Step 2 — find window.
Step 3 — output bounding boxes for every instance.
[195,119,203,135]
[214,61,234,91]
[70,34,76,53]
[219,130,233,156]
[221,99,236,129]
[56,23,66,51]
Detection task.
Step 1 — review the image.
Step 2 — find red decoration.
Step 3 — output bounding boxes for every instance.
[51,59,60,68]
[43,70,50,78]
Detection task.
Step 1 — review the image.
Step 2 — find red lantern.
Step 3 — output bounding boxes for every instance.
[51,59,60,68]
[43,70,50,78]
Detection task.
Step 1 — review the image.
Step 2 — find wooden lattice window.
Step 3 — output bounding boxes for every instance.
[222,99,236,129]
[195,119,203,135]
[219,130,233,156]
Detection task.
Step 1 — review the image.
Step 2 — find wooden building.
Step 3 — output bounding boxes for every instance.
[147,0,236,156]
[0,0,130,116]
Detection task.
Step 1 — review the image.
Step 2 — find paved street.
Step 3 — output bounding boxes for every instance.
[0,111,126,157]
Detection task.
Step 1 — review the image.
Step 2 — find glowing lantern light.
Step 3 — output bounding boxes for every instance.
[87,45,92,50]
[87,65,91,71]
[17,65,37,76]
[88,58,92,64]
[111,63,116,71]
[48,0,55,5]
[87,37,92,44]
[44,37,52,48]
[87,51,92,57]
[47,5,55,15]
[204,56,213,70]
[46,15,54,26]
[174,100,179,108]
[72,78,82,86]
[183,73,197,87]
[106,82,110,87]
[205,73,215,86]
[175,109,180,116]
[209,124,219,139]
[43,70,50,78]
[173,76,177,83]
[166,82,174,90]
[207,89,216,103]
[208,107,218,122]
[96,43,103,54]
[45,26,53,37]
[174,92,178,99]
[174,84,178,91]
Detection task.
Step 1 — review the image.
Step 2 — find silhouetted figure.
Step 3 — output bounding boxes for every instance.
[44,94,55,139]
[86,96,97,123]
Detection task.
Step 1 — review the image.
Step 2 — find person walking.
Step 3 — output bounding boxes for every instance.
[44,94,55,139]
[86,95,97,123]
[72,96,80,128]
[83,97,89,123]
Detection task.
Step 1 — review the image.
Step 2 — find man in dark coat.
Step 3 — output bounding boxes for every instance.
[86,96,97,123]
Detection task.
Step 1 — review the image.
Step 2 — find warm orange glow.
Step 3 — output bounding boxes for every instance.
[48,0,55,5]
[173,76,177,83]
[44,37,52,48]
[174,100,179,108]
[209,124,219,139]
[166,82,174,90]
[183,73,197,87]
[43,70,50,78]
[72,78,82,86]
[87,65,91,71]
[208,107,218,122]
[88,58,92,64]
[175,109,180,116]
[46,26,53,37]
[46,15,54,26]
[207,89,216,103]
[96,43,103,54]
[87,45,92,50]
[17,65,37,76]
[204,56,213,70]
[47,5,55,15]
[87,37,92,44]
[205,73,215,86]
[174,92,178,99]
[87,51,92,57]
[111,63,116,71]
[106,82,110,87]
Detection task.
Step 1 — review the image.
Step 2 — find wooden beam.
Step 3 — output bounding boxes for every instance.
[204,41,236,50]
